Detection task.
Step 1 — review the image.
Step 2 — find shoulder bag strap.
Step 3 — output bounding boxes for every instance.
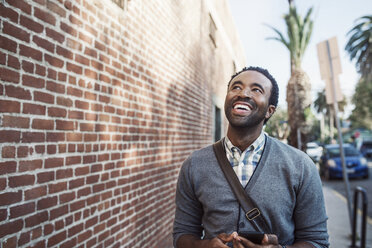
[213,139,272,234]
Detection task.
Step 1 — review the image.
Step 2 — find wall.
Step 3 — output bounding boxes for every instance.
[0,0,246,247]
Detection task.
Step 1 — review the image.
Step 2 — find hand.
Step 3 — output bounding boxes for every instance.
[233,234,279,248]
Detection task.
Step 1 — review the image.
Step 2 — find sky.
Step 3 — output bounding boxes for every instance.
[228,0,372,115]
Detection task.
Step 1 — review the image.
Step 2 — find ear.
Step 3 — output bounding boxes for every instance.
[265,105,276,120]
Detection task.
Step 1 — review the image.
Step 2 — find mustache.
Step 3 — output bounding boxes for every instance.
[232,96,256,108]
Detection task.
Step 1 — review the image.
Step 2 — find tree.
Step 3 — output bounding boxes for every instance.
[345,15,372,77]
[345,15,372,129]
[348,77,372,129]
[267,3,314,150]
[264,108,290,141]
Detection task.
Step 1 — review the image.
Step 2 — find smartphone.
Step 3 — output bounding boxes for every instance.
[238,231,264,244]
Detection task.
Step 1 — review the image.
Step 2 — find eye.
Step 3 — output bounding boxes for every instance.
[232,85,241,90]
[252,88,263,93]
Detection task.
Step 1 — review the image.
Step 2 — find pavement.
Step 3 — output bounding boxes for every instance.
[323,185,372,247]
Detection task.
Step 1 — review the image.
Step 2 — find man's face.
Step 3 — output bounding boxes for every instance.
[224,70,275,128]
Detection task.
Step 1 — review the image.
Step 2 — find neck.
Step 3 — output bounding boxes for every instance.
[226,124,263,151]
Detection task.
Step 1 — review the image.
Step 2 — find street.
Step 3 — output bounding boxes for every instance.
[322,160,372,218]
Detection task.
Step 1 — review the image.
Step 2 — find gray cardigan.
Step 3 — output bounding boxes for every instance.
[173,136,329,247]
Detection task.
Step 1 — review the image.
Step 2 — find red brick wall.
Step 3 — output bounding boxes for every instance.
[0,0,245,247]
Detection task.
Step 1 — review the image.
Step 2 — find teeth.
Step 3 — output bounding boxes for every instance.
[234,104,250,110]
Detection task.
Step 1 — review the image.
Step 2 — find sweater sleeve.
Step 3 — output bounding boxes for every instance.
[293,156,329,248]
[172,156,203,247]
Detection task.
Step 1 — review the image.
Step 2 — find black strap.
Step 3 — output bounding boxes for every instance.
[213,139,272,234]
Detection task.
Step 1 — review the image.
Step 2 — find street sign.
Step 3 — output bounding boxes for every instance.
[316,37,343,104]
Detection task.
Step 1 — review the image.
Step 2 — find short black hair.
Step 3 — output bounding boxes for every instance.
[228,66,279,108]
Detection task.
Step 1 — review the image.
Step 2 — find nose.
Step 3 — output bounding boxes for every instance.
[239,87,252,98]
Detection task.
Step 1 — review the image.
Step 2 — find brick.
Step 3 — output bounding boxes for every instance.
[47,81,65,93]
[2,115,29,128]
[0,100,20,113]
[46,27,65,43]
[34,6,56,25]
[0,67,20,84]
[17,146,29,158]
[5,85,32,100]
[7,54,20,69]
[9,174,35,187]
[69,178,84,190]
[46,132,65,142]
[47,1,66,17]
[10,202,35,218]
[0,130,21,142]
[22,132,45,143]
[66,156,81,165]
[3,21,30,42]
[21,60,34,74]
[48,230,66,247]
[25,211,48,227]
[37,196,57,210]
[57,45,73,59]
[19,160,43,172]
[75,54,90,66]
[2,146,15,158]
[0,161,17,175]
[0,35,17,53]
[0,4,19,23]
[48,107,67,117]
[20,14,44,33]
[7,0,32,14]
[56,168,73,179]
[48,182,67,194]
[0,208,7,221]
[32,119,54,130]
[25,186,47,200]
[34,91,54,104]
[22,74,45,88]
[45,53,64,68]
[18,231,31,246]
[67,62,83,74]
[67,86,83,97]
[45,157,63,168]
[59,191,75,204]
[68,110,84,120]
[0,219,23,237]
[33,35,55,53]
[19,44,42,61]
[66,132,82,141]
[56,120,74,130]
[23,103,46,115]
[36,170,55,184]
[47,145,56,154]
[0,191,22,206]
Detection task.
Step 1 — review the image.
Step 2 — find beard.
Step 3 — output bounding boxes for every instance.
[224,98,268,129]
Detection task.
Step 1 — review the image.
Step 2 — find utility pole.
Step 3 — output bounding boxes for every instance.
[317,37,353,229]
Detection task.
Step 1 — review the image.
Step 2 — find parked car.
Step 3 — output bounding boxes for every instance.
[359,140,372,159]
[306,142,323,162]
[319,143,369,180]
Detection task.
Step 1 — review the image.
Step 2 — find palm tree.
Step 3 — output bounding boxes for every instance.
[267,2,314,150]
[345,15,372,78]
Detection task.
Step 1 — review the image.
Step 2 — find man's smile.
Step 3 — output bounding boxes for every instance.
[232,101,254,115]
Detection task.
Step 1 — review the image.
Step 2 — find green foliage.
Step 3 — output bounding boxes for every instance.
[349,77,372,129]
[264,108,289,140]
[266,5,313,71]
[345,15,372,77]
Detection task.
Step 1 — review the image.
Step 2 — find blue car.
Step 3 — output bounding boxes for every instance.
[319,143,369,180]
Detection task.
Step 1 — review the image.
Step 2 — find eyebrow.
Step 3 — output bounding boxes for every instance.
[252,82,265,93]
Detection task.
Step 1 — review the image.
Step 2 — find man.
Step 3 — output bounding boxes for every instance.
[173,66,329,248]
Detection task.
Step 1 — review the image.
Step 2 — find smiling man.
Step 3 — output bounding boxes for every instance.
[173,66,329,248]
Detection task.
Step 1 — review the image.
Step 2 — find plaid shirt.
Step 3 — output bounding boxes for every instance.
[224,132,266,187]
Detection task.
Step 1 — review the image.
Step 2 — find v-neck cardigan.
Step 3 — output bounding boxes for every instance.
[173,136,329,247]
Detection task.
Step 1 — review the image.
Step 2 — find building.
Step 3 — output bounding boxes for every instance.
[0,0,246,247]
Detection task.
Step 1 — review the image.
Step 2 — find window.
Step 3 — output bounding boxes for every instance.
[209,14,217,48]
[112,0,129,10]
[214,105,222,142]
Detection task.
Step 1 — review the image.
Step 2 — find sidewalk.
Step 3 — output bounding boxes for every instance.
[323,186,372,247]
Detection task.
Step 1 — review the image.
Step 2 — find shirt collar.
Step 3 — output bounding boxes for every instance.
[224,131,266,155]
